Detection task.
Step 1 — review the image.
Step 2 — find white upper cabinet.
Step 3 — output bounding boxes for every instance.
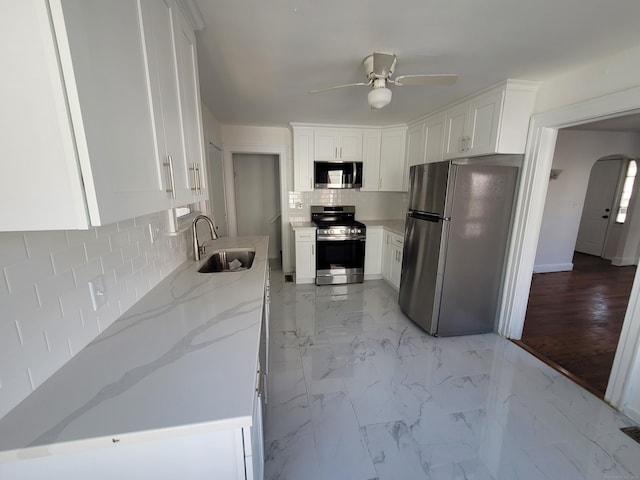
[361,130,382,191]
[379,127,408,192]
[0,0,206,232]
[443,80,539,160]
[142,0,206,206]
[173,5,207,203]
[314,129,363,161]
[140,0,187,207]
[424,113,445,164]
[292,126,314,192]
[406,122,427,167]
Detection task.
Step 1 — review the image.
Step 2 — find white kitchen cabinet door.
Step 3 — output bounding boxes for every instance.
[466,89,504,157]
[381,232,393,282]
[140,0,186,206]
[54,0,173,224]
[406,122,427,167]
[361,130,382,191]
[1,0,183,231]
[173,6,207,204]
[364,227,383,276]
[294,228,316,284]
[243,373,265,480]
[424,114,445,164]
[293,127,314,191]
[390,236,404,289]
[443,102,469,160]
[313,129,363,160]
[1,0,90,230]
[379,127,407,192]
[339,131,364,161]
[295,242,316,284]
[314,130,340,160]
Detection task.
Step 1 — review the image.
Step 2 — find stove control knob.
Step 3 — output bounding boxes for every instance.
[329,229,334,234]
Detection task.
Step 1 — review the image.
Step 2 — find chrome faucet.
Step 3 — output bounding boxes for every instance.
[192,215,218,261]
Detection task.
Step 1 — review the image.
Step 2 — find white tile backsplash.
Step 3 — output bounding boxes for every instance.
[288,189,408,221]
[0,211,189,420]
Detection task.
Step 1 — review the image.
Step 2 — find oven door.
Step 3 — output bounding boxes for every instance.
[315,236,365,285]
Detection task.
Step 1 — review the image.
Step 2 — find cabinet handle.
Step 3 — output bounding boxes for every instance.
[311,244,314,255]
[340,146,343,158]
[196,164,202,193]
[310,177,313,188]
[163,156,176,199]
[190,163,198,191]
[335,147,338,158]
[379,178,382,189]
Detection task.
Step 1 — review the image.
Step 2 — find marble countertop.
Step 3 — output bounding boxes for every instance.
[0,236,269,460]
[290,221,316,229]
[362,219,405,236]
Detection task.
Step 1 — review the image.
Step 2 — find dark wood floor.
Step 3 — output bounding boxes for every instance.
[518,252,636,397]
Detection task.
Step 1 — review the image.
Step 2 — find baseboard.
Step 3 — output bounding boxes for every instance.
[623,405,640,425]
[611,256,638,266]
[364,273,383,281]
[533,263,574,273]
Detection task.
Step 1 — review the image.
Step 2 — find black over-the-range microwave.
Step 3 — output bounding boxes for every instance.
[314,161,363,189]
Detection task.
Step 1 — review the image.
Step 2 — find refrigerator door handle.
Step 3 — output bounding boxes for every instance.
[409,211,443,223]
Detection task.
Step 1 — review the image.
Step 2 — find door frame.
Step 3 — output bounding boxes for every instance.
[497,85,640,411]
[222,145,289,271]
[207,141,228,237]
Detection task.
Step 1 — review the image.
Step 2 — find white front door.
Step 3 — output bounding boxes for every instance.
[575,159,623,256]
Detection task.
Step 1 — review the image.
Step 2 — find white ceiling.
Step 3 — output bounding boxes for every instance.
[194,0,640,127]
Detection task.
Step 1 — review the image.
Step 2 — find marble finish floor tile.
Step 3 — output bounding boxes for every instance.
[265,274,640,480]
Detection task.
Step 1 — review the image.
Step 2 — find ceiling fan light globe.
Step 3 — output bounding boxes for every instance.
[368,87,392,109]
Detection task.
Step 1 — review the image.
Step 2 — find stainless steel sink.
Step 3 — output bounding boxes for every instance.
[198,248,256,273]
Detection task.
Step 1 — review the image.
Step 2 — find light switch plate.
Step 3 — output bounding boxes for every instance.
[88,275,107,311]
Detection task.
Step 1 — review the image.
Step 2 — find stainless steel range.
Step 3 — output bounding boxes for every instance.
[311,205,366,285]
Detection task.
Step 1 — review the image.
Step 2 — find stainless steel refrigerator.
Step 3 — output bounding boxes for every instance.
[398,158,519,336]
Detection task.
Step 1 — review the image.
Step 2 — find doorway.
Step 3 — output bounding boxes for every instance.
[517,129,640,397]
[232,153,282,261]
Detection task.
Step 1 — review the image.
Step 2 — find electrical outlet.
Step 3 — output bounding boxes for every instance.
[296,202,303,209]
[88,275,107,311]
[148,222,161,244]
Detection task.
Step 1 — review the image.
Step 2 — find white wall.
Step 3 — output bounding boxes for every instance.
[288,190,406,223]
[0,211,189,420]
[201,103,222,147]
[534,130,640,271]
[535,44,640,114]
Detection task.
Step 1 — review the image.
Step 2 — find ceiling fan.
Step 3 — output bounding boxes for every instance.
[309,52,458,109]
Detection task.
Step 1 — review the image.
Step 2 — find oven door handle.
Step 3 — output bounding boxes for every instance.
[316,235,366,241]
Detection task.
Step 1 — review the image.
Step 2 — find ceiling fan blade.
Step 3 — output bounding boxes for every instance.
[393,74,458,86]
[308,81,371,94]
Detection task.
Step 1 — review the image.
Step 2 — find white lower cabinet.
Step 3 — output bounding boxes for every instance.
[382,231,404,289]
[243,369,265,480]
[364,227,383,277]
[294,228,317,284]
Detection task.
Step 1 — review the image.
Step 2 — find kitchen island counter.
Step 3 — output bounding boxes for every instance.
[0,236,269,462]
